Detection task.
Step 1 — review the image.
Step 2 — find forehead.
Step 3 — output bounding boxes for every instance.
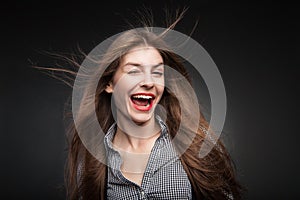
[120,46,163,66]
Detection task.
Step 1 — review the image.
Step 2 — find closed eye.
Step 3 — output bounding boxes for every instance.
[152,71,163,76]
[128,69,142,74]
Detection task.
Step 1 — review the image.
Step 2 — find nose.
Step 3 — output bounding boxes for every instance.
[140,72,154,88]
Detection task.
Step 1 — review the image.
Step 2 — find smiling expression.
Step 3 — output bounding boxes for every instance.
[105,46,165,125]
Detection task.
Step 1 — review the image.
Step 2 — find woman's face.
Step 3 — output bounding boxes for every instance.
[106,46,165,124]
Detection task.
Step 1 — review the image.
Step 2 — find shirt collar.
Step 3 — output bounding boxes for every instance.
[104,115,168,151]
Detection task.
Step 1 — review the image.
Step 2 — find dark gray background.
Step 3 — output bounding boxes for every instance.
[1,1,299,199]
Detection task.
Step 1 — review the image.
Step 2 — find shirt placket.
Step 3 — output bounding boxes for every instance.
[139,137,163,199]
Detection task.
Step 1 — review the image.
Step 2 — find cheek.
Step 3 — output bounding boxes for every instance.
[157,84,165,97]
[113,75,137,94]
[154,76,165,87]
[158,78,165,92]
[152,76,164,97]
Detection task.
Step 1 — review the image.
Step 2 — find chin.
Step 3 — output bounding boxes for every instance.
[130,112,154,125]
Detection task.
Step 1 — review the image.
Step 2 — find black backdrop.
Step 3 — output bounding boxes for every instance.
[1,1,299,199]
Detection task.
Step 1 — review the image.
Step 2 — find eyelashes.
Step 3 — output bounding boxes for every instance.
[127,69,164,76]
[127,69,141,74]
[127,70,164,77]
[152,72,163,76]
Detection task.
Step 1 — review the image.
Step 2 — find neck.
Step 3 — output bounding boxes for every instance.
[116,111,160,137]
[113,115,161,153]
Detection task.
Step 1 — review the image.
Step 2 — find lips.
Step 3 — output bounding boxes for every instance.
[130,93,155,111]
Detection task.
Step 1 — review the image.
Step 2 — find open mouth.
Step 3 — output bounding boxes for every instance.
[130,93,155,111]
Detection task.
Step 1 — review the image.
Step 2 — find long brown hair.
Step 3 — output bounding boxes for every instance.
[43,11,242,200]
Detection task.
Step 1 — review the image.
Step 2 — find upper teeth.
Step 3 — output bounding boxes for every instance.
[132,95,153,99]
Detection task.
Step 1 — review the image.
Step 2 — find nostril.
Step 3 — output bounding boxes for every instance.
[140,82,154,88]
[140,80,154,88]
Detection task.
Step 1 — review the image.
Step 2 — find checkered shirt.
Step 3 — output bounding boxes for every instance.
[104,116,192,200]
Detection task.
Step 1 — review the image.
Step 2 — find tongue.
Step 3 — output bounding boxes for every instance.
[132,98,149,106]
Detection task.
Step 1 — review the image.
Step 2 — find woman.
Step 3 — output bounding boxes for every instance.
[60,14,242,200]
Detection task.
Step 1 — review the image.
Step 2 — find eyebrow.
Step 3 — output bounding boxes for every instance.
[122,62,164,68]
